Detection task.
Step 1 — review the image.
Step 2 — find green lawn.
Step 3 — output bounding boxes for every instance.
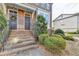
[65,33,74,36]
[65,33,79,37]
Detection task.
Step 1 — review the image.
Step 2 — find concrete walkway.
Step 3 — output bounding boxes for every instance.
[15,47,45,56]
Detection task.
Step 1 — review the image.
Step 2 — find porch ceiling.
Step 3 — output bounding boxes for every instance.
[5,3,35,13]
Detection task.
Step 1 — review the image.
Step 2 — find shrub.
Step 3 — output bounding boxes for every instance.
[0,10,7,31]
[54,33,74,41]
[67,32,77,34]
[54,29,65,36]
[52,34,64,38]
[0,9,7,51]
[77,30,79,34]
[39,34,49,44]
[44,35,66,50]
[63,36,74,41]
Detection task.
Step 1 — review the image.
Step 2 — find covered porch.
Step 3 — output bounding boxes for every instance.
[5,3,37,31]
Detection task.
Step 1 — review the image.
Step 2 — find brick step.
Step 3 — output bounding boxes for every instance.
[9,32,33,36]
[18,38,35,43]
[8,36,33,39]
[10,32,32,34]
[9,34,33,37]
[10,30,32,34]
[0,44,38,56]
[9,30,33,39]
[4,37,35,45]
[10,33,32,36]
[11,40,36,49]
[5,37,35,44]
[5,40,35,50]
[10,32,32,35]
[8,36,34,41]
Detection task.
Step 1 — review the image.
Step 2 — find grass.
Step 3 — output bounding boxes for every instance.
[65,33,74,36]
[65,32,79,39]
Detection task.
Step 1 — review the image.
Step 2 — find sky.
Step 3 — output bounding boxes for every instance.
[52,3,79,20]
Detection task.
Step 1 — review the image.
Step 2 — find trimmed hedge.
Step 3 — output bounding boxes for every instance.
[63,36,74,41]
[54,29,65,36]
[52,34,63,38]
[56,33,74,41]
[67,32,77,34]
[39,34,49,44]
[54,29,74,41]
[39,34,66,52]
[77,30,79,34]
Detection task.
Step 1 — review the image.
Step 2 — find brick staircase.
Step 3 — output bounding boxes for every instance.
[8,30,33,40]
[0,30,38,56]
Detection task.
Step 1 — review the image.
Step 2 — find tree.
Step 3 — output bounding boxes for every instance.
[32,15,47,37]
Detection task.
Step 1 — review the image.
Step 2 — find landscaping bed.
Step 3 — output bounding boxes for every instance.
[39,34,66,55]
[38,39,79,56]
[62,40,79,56]
[38,29,79,55]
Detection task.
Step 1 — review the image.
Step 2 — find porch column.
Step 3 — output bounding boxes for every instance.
[48,3,53,36]
[2,3,8,20]
[32,11,36,24]
[30,11,36,30]
[2,3,6,15]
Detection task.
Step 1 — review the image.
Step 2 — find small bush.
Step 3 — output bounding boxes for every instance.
[63,36,74,41]
[54,29,65,36]
[39,34,66,55]
[52,34,64,38]
[77,30,79,34]
[39,34,49,44]
[67,32,77,34]
[44,35,66,50]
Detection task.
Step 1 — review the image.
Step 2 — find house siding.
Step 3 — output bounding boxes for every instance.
[77,16,79,30]
[54,16,77,32]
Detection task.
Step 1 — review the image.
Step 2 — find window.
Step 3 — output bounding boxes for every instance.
[39,3,49,10]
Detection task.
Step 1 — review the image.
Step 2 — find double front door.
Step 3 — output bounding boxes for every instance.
[9,9,31,30]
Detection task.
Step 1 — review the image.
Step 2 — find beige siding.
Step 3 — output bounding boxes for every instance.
[54,16,77,32]
[77,16,79,29]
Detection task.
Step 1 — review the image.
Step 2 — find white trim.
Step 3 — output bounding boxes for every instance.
[16,9,19,30]
[15,3,36,11]
[38,8,49,14]
[23,10,25,30]
[2,3,6,15]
